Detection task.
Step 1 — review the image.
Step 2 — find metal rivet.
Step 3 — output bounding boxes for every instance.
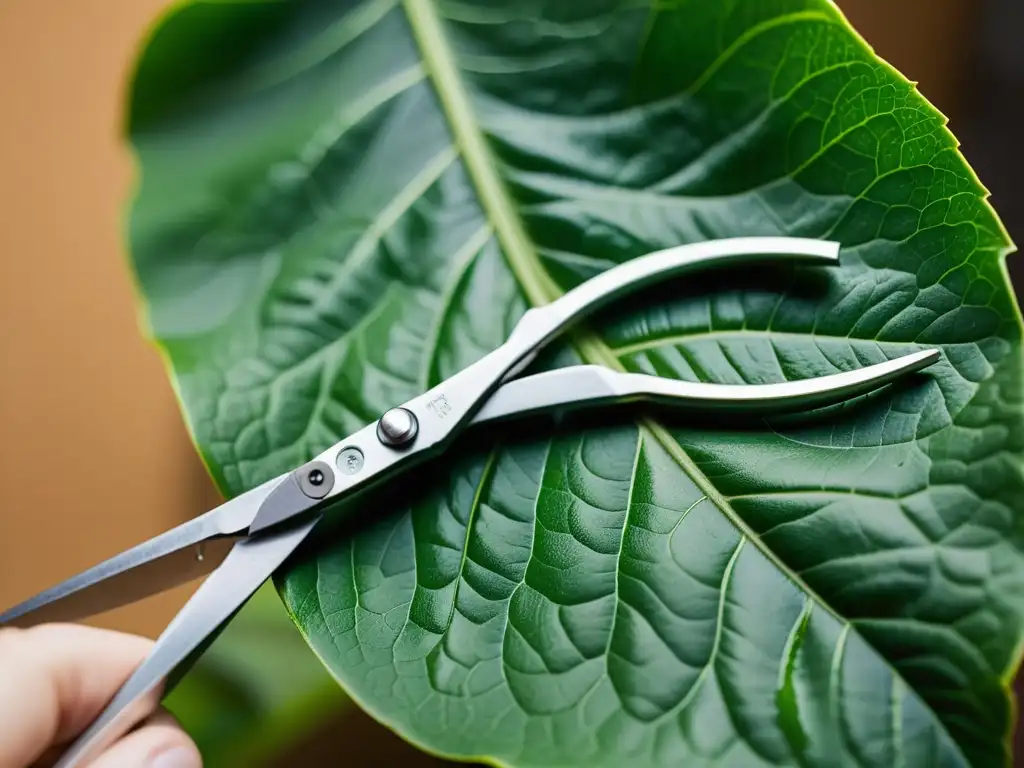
[297,460,334,499]
[377,407,418,448]
[336,446,364,476]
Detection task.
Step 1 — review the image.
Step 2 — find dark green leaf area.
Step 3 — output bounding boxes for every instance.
[601,263,1024,765]
[280,426,966,767]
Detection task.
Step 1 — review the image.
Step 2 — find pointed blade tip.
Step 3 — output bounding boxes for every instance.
[815,238,842,263]
[890,347,942,377]
[913,347,943,368]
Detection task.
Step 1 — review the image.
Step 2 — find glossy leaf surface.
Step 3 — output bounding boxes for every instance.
[125,1,1024,766]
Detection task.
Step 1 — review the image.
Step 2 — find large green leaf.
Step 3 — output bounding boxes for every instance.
[124,1,1024,766]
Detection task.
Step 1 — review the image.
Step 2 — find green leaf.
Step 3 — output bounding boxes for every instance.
[124,1,1024,766]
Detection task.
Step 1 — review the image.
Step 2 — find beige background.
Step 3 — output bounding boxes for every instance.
[0,0,994,763]
[0,0,217,638]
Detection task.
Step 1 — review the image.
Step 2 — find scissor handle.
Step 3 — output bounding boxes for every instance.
[248,237,842,533]
[469,350,942,426]
[526,236,839,343]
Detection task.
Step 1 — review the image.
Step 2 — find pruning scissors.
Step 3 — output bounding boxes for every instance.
[0,237,940,767]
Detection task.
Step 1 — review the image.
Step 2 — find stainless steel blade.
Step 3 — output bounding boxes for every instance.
[0,474,285,627]
[469,349,942,425]
[52,515,320,768]
[0,535,239,628]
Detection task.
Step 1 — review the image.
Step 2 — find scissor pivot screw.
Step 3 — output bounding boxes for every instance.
[336,446,364,475]
[297,460,334,499]
[377,407,418,448]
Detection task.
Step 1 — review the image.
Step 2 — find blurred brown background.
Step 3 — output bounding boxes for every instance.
[0,0,1019,764]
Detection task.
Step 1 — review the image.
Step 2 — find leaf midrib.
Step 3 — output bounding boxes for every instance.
[401,1,970,763]
[402,0,845,636]
[402,0,562,309]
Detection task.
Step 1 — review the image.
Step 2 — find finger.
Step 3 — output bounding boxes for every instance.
[88,709,201,768]
[0,623,157,767]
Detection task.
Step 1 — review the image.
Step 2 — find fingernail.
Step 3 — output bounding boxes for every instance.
[151,746,200,768]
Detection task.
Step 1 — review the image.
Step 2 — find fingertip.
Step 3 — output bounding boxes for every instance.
[90,709,202,768]
[151,744,204,768]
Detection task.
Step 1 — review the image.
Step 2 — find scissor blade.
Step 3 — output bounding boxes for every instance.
[52,515,320,768]
[470,349,942,425]
[0,531,239,628]
[0,475,285,627]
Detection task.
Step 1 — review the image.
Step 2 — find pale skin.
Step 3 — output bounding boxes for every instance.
[0,625,201,768]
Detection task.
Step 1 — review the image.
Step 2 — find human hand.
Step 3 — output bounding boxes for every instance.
[0,624,201,768]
